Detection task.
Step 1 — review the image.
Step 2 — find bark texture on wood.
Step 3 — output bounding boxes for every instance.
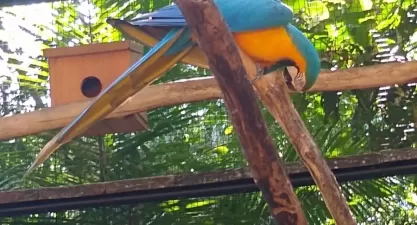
[240,51,356,224]
[1,61,417,141]
[174,0,307,224]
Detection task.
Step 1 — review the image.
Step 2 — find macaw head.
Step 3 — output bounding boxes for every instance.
[278,24,321,92]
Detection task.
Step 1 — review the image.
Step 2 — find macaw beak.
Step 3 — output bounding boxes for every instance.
[283,24,321,92]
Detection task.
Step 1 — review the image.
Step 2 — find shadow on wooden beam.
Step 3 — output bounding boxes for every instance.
[1,61,417,141]
[0,148,416,217]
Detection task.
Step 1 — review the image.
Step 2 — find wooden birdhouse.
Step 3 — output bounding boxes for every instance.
[44,41,148,136]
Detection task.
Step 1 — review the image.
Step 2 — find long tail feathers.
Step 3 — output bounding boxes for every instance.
[25,28,194,177]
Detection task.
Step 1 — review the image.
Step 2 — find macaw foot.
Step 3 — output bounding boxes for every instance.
[250,65,269,84]
[252,63,289,82]
[283,68,294,87]
[283,67,306,92]
[250,60,307,91]
[251,64,290,83]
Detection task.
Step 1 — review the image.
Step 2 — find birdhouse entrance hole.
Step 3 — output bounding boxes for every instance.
[81,76,102,98]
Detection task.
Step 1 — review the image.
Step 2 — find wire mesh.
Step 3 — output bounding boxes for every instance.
[0,0,416,224]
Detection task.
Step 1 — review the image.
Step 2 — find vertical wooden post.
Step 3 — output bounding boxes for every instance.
[174,0,308,224]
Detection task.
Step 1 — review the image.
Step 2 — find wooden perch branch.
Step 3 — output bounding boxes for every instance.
[174,0,307,224]
[239,55,356,222]
[253,72,357,224]
[1,61,417,141]
[0,78,220,140]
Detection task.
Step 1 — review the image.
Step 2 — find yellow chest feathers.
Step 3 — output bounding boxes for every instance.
[233,27,306,70]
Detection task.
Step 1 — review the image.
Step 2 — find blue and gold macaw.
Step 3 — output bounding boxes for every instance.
[26,0,321,174]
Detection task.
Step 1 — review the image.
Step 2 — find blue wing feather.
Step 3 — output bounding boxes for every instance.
[130,0,293,32]
[127,0,294,56]
[215,0,294,31]
[165,28,193,55]
[131,5,186,27]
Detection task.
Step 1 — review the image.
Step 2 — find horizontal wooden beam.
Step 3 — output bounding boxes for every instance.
[1,61,417,141]
[0,148,416,216]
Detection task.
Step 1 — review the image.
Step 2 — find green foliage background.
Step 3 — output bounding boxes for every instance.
[0,0,416,224]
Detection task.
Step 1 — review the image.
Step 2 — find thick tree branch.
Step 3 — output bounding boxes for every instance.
[174,0,307,224]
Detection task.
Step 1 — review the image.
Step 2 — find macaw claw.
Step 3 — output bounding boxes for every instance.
[250,65,269,84]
